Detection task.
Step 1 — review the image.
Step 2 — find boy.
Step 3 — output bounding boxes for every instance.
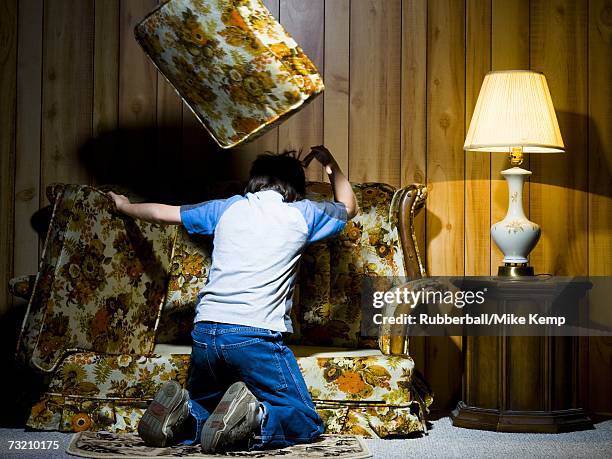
[109,146,357,453]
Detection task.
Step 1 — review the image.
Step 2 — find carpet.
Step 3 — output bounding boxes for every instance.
[2,417,611,458]
[66,432,372,459]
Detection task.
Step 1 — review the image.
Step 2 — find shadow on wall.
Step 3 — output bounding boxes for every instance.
[78,125,254,205]
[26,123,257,251]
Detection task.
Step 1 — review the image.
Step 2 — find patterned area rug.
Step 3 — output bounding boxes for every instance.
[66,432,372,458]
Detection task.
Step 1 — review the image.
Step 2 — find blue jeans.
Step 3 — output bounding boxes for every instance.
[181,321,324,449]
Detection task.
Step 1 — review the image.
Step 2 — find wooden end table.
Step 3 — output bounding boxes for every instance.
[450,276,594,433]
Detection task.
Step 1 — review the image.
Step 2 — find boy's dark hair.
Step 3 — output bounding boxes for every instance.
[245,150,306,202]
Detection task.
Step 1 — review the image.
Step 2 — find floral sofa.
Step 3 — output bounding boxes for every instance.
[10,181,432,438]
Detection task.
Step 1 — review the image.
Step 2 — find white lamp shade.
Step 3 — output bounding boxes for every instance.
[464,70,564,153]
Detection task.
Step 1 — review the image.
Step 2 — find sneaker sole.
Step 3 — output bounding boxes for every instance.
[201,382,256,453]
[138,381,189,447]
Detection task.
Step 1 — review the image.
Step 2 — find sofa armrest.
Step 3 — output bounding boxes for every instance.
[391,184,428,280]
[8,275,37,301]
[379,184,427,355]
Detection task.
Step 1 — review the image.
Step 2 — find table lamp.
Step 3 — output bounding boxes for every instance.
[464,70,564,276]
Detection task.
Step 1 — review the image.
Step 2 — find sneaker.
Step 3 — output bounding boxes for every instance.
[201,381,261,453]
[138,380,190,447]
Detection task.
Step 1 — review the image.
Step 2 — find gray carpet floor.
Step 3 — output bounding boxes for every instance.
[0,417,611,458]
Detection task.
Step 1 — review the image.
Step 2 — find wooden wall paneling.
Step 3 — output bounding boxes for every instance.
[181,107,214,201]
[118,0,159,195]
[349,0,401,187]
[93,0,119,138]
[156,0,183,204]
[278,0,325,181]
[400,0,428,371]
[323,0,350,176]
[181,106,223,195]
[230,0,279,181]
[0,0,17,315]
[529,0,588,276]
[465,0,491,276]
[14,0,42,279]
[426,0,465,277]
[588,0,612,279]
[464,0,493,409]
[157,77,183,200]
[119,0,157,130]
[426,0,465,409]
[156,81,182,136]
[92,0,119,186]
[588,0,612,416]
[531,0,589,416]
[41,0,94,198]
[490,0,530,273]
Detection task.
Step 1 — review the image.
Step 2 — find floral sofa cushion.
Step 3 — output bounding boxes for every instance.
[294,183,405,348]
[135,0,324,149]
[28,346,431,437]
[16,185,176,372]
[299,352,415,404]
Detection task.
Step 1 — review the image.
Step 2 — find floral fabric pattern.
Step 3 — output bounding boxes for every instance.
[157,228,212,343]
[28,394,148,434]
[28,349,429,437]
[135,0,324,148]
[28,351,190,432]
[47,352,191,399]
[18,185,176,372]
[317,404,426,438]
[299,354,415,404]
[294,183,406,348]
[17,184,76,365]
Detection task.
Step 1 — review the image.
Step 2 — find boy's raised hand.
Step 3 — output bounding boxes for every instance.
[302,145,357,219]
[301,145,337,175]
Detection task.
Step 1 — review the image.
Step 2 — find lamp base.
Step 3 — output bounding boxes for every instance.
[491,166,541,274]
[498,263,535,277]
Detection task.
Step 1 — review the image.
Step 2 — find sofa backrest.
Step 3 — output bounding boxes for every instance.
[292,182,406,347]
[16,182,427,369]
[158,182,411,348]
[156,230,212,343]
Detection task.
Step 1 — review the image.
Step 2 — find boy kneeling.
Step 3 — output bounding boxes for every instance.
[110,146,357,452]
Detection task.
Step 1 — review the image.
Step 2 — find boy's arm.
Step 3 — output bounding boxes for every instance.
[108,192,182,225]
[327,161,358,219]
[303,145,358,219]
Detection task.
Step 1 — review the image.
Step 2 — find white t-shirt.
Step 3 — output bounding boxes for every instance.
[180,189,347,332]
